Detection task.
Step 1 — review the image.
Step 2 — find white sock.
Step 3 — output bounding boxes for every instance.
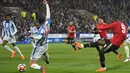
[14,46,23,56]
[4,45,14,52]
[43,52,49,62]
[124,46,129,58]
[31,64,41,70]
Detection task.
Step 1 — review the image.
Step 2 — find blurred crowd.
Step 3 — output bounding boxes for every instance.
[0,0,130,36]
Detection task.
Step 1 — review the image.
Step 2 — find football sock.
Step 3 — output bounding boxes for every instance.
[99,51,105,68]
[43,52,49,64]
[112,50,118,55]
[124,46,129,58]
[72,45,77,50]
[31,64,41,70]
[4,45,14,52]
[14,46,23,56]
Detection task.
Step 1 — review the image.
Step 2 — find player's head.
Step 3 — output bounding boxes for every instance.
[30,23,35,27]
[69,22,73,26]
[5,14,11,21]
[38,17,45,25]
[98,18,104,24]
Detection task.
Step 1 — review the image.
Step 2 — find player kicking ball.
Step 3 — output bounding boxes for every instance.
[75,19,127,72]
[1,14,25,60]
[29,0,50,73]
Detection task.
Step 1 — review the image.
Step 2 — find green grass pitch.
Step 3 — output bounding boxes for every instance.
[0,43,130,73]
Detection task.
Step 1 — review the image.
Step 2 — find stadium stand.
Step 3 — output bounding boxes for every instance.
[0,0,130,40]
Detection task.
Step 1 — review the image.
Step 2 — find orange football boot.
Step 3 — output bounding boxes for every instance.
[96,67,106,72]
[42,66,46,73]
[11,51,16,58]
[117,53,122,61]
[21,56,25,60]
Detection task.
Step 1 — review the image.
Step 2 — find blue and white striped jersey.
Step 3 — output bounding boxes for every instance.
[34,19,50,47]
[2,20,17,37]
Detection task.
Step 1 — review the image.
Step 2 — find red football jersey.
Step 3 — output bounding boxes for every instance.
[97,21,127,46]
[96,23,108,39]
[67,25,76,38]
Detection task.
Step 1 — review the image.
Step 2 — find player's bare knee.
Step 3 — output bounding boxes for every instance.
[2,41,8,47]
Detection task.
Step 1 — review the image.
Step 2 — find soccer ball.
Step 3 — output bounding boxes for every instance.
[17,64,26,72]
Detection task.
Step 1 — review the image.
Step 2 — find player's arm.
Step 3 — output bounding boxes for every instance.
[11,21,17,36]
[44,0,50,20]
[97,23,115,30]
[44,0,51,28]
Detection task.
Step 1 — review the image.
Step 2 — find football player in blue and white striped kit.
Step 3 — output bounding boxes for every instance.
[29,0,50,73]
[1,14,25,60]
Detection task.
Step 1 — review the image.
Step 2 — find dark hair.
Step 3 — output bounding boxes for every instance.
[38,17,45,24]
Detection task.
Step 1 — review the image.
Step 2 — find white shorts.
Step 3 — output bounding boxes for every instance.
[30,44,48,60]
[125,37,130,44]
[3,36,16,43]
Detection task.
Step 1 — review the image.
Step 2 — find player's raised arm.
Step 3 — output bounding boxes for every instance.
[97,22,115,30]
[11,21,17,36]
[43,0,50,19]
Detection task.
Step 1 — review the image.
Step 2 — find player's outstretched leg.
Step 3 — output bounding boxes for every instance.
[12,43,25,60]
[43,52,49,64]
[124,42,130,62]
[2,40,16,58]
[75,42,100,51]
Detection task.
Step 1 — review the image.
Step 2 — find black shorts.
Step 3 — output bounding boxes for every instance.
[67,38,75,44]
[99,39,120,53]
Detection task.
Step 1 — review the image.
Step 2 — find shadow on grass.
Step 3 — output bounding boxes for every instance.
[107,63,128,71]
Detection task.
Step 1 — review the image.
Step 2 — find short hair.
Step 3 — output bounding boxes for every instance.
[38,17,45,24]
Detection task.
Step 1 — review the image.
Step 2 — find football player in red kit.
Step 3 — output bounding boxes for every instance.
[75,19,127,72]
[93,18,108,52]
[63,22,77,52]
[96,18,108,39]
